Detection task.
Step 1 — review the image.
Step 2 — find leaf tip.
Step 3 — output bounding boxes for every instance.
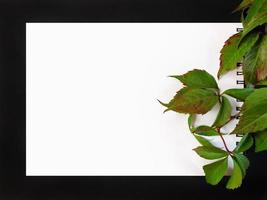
[168,75,182,82]
[168,75,178,78]
[157,99,171,113]
[158,99,167,106]
[226,185,241,190]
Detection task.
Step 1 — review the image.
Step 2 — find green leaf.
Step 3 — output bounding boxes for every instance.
[234,153,250,178]
[213,96,232,128]
[244,0,267,24]
[188,116,215,148]
[243,35,267,84]
[170,69,218,89]
[234,134,253,153]
[255,130,267,152]
[193,146,228,160]
[194,126,218,136]
[159,87,218,114]
[188,114,195,132]
[241,88,267,110]
[234,0,254,12]
[223,88,255,101]
[256,79,267,86]
[194,135,215,148]
[218,32,259,78]
[234,103,267,134]
[203,158,228,185]
[226,159,243,189]
[233,88,267,134]
[239,0,267,44]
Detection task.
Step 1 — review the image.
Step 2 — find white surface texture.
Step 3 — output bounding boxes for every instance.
[26,23,241,176]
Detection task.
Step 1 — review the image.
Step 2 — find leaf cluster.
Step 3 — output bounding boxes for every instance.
[160,0,267,189]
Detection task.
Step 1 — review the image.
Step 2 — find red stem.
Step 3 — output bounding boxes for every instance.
[217,128,233,156]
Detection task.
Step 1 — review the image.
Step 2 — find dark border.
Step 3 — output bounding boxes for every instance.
[1,0,267,199]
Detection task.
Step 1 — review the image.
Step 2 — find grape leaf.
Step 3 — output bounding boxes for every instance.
[194,126,218,136]
[159,88,218,114]
[243,35,267,84]
[226,159,243,189]
[223,88,254,101]
[213,96,232,128]
[255,130,267,152]
[170,69,218,89]
[234,153,250,178]
[234,134,253,153]
[218,32,259,78]
[203,158,228,185]
[239,0,267,44]
[233,88,267,134]
[193,146,228,160]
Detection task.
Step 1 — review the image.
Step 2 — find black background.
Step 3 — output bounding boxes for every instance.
[1,0,267,199]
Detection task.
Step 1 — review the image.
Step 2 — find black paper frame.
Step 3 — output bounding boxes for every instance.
[1,0,267,199]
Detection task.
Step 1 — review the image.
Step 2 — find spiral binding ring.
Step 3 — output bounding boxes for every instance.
[235,31,244,145]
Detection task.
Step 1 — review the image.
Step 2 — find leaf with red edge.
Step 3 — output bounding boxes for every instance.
[218,32,259,78]
[159,87,218,114]
[243,35,267,84]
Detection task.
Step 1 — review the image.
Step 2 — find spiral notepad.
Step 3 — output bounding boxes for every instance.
[26,23,242,176]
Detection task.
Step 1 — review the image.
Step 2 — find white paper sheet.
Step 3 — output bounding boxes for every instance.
[26,23,242,176]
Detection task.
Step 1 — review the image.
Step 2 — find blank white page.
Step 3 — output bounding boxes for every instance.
[26,23,241,176]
